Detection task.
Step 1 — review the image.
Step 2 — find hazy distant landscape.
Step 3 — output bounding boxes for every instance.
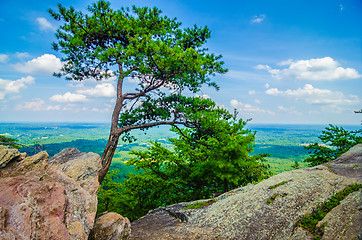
[2,122,360,177]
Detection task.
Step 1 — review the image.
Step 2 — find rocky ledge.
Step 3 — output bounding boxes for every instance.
[0,146,101,240]
[131,144,362,240]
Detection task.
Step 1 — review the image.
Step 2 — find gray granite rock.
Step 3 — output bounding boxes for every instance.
[131,144,362,240]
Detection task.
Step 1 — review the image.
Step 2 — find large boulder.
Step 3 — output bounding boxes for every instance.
[89,212,131,240]
[131,144,362,239]
[0,147,101,240]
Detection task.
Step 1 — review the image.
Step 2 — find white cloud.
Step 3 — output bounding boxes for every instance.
[50,92,87,103]
[264,83,270,89]
[256,57,361,81]
[195,94,210,99]
[251,14,266,24]
[36,17,56,31]
[62,104,88,112]
[248,90,256,95]
[16,98,60,111]
[13,54,62,75]
[0,76,34,100]
[0,54,9,63]
[15,52,30,59]
[231,99,274,114]
[91,107,112,113]
[266,84,360,105]
[76,83,116,97]
[277,105,302,115]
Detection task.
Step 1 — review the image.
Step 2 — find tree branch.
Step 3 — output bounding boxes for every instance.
[117,119,183,135]
[171,124,212,149]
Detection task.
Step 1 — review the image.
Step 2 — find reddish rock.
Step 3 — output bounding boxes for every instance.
[0,147,101,240]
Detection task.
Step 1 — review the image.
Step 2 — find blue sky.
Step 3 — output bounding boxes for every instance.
[0,0,361,125]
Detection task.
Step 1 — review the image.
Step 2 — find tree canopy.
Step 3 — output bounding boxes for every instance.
[49,0,227,181]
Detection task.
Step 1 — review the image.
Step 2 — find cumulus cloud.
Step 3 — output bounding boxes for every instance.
[265,83,270,89]
[13,54,62,75]
[76,83,116,97]
[256,57,361,81]
[16,98,60,111]
[265,84,359,105]
[251,14,266,24]
[230,99,274,114]
[248,90,256,95]
[0,76,34,100]
[50,92,87,103]
[0,54,9,63]
[36,17,56,31]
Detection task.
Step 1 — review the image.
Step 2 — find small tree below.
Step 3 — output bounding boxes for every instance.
[100,100,271,220]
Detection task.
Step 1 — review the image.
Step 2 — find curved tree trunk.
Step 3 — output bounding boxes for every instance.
[98,64,124,183]
[98,131,120,183]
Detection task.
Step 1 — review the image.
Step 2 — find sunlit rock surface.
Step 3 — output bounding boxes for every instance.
[0,147,101,240]
[89,212,131,240]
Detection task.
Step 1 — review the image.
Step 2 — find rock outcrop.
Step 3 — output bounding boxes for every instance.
[0,146,101,240]
[89,212,131,240]
[131,144,362,240]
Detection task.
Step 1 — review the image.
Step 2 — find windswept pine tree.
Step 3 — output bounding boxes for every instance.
[49,0,227,182]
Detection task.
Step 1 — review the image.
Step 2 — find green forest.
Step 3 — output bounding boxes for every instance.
[1,122,361,220]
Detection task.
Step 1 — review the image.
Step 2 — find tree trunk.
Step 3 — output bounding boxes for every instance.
[98,64,124,183]
[98,131,120,183]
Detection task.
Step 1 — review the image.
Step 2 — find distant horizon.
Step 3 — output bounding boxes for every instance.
[0,121,360,127]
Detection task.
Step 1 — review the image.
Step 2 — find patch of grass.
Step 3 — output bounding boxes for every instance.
[266,193,287,204]
[300,183,362,237]
[314,235,322,240]
[184,201,215,210]
[269,181,288,189]
[353,164,359,168]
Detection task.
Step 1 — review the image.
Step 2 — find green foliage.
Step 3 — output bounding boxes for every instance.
[97,170,123,214]
[0,135,21,149]
[304,125,362,166]
[291,161,301,169]
[49,0,227,144]
[96,101,271,220]
[266,193,287,204]
[183,201,215,209]
[49,0,226,82]
[269,181,288,189]
[299,183,362,236]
